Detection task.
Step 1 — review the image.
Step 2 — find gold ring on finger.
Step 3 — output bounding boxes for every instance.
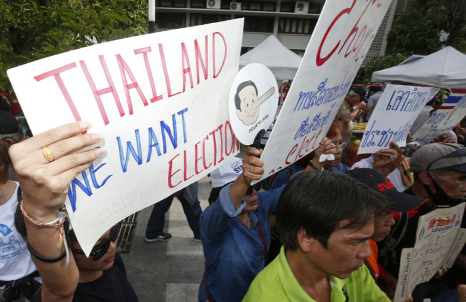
[42,146,54,162]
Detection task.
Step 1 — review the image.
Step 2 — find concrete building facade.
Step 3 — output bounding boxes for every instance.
[154,0,402,62]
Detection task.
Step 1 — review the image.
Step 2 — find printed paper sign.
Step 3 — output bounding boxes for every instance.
[394,203,466,302]
[228,63,278,145]
[358,85,438,154]
[256,0,393,181]
[414,91,466,138]
[7,19,244,255]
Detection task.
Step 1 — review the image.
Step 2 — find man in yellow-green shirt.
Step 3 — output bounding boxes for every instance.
[243,172,390,302]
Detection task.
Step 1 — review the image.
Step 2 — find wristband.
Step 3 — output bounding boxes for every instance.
[27,237,69,263]
[20,201,66,227]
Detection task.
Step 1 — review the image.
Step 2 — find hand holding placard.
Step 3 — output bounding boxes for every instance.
[313,137,336,167]
[10,122,102,221]
[373,141,404,176]
[229,147,263,210]
[7,19,245,255]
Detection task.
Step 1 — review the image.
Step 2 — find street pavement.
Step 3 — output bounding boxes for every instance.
[121,176,212,302]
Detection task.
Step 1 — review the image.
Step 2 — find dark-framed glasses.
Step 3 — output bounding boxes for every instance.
[246,183,261,196]
[332,141,347,149]
[73,222,120,261]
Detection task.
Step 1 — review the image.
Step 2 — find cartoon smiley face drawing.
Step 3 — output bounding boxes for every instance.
[235,80,275,126]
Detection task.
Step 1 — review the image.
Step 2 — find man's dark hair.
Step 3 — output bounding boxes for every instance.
[234,80,258,111]
[276,171,387,250]
[369,85,382,93]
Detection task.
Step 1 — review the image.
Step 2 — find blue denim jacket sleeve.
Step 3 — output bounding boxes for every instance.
[257,184,286,215]
[200,183,246,241]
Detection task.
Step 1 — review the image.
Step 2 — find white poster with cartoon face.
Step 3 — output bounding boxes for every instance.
[7,19,244,255]
[229,63,278,145]
[254,0,393,181]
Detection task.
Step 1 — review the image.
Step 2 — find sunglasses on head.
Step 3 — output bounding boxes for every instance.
[73,223,120,261]
[246,183,261,196]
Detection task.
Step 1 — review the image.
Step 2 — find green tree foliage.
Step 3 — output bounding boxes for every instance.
[360,0,466,83]
[0,0,148,92]
[388,0,466,55]
[358,53,410,84]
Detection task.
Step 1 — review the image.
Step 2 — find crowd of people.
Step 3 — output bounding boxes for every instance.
[1,86,466,302]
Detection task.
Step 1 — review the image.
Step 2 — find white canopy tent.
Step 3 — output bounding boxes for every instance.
[239,35,302,81]
[371,46,466,88]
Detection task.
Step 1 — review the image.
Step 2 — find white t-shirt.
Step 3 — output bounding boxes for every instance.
[0,182,37,281]
[351,157,408,192]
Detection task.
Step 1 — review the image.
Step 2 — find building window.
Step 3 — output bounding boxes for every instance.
[220,0,233,9]
[280,2,295,12]
[191,14,231,26]
[308,2,322,13]
[278,18,316,34]
[156,13,186,29]
[240,1,276,11]
[157,0,187,7]
[241,15,274,32]
[191,0,232,9]
[190,0,205,8]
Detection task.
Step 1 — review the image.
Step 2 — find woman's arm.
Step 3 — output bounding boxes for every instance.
[10,122,103,301]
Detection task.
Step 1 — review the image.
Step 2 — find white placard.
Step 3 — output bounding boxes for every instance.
[256,0,393,181]
[358,85,438,154]
[7,19,244,255]
[414,92,466,138]
[394,203,466,302]
[228,63,278,145]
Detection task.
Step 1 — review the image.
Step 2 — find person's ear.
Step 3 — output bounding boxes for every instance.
[297,228,312,253]
[419,171,432,186]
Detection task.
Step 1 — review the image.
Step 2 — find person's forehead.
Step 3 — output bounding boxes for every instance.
[436,169,466,179]
[72,229,112,250]
[333,219,374,239]
[94,229,112,245]
[376,209,393,216]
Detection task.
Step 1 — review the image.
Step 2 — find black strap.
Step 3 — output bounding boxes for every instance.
[379,212,409,269]
[110,262,126,302]
[363,259,376,280]
[1,270,41,302]
[255,222,269,265]
[27,238,69,263]
[16,185,22,201]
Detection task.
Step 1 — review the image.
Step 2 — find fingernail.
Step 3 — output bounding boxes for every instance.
[95,147,106,156]
[79,121,90,130]
[90,133,101,142]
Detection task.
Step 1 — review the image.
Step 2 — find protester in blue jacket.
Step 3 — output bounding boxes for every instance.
[199,138,336,302]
